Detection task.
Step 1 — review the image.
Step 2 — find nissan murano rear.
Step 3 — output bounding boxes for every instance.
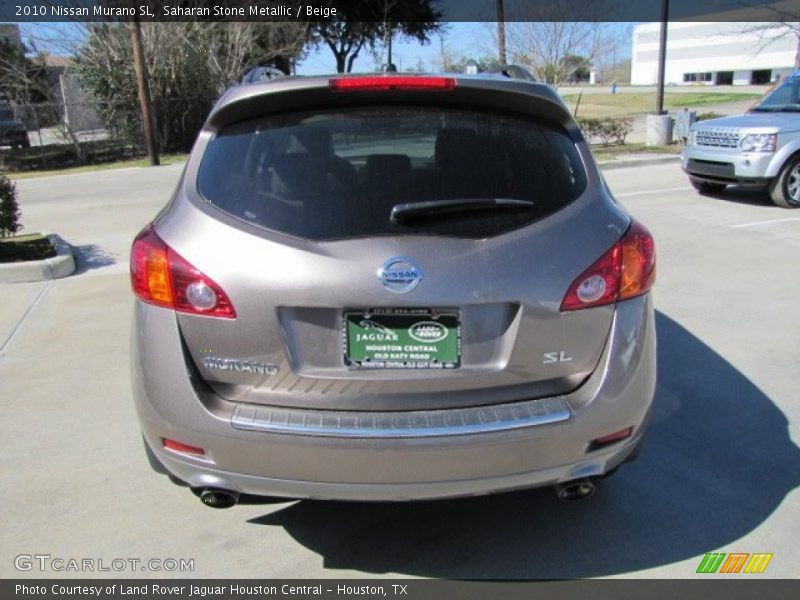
[130,73,656,508]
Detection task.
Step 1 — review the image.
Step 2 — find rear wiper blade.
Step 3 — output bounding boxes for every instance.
[390,198,535,224]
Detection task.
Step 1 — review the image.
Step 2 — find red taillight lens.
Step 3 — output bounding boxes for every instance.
[130,226,236,319]
[163,438,205,456]
[593,427,633,445]
[589,427,634,451]
[329,76,456,93]
[561,221,656,312]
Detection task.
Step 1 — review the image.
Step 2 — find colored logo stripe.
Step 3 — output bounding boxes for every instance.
[696,552,772,574]
[744,553,773,574]
[697,553,726,574]
[719,553,748,573]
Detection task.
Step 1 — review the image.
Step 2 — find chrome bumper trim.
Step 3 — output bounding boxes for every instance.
[231,397,571,438]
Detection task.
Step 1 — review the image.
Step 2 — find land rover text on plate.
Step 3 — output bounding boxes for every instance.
[130,73,657,507]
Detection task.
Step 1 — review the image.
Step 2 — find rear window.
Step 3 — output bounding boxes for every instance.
[197,106,587,240]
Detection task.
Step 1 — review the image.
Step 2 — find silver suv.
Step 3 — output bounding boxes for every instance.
[130,73,657,508]
[682,70,800,207]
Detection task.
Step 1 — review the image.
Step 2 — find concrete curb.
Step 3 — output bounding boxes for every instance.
[0,234,76,283]
[599,155,681,171]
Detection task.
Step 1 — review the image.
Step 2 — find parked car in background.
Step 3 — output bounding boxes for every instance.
[682,70,800,207]
[130,72,657,508]
[239,65,286,84]
[0,101,29,149]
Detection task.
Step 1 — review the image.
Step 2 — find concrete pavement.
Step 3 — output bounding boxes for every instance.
[1,163,798,579]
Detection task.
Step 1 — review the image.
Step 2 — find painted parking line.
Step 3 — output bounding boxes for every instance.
[615,186,692,198]
[730,217,800,229]
[0,280,53,357]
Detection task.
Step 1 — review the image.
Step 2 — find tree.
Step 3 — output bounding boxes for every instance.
[737,3,800,69]
[0,37,88,160]
[431,30,500,74]
[75,22,308,152]
[503,1,615,86]
[309,0,442,73]
[0,175,21,239]
[0,37,49,107]
[561,55,592,83]
[741,23,800,71]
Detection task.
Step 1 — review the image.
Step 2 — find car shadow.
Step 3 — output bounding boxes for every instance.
[699,186,773,207]
[246,312,800,578]
[72,243,117,274]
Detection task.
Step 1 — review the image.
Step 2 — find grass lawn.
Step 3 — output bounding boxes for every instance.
[590,143,682,162]
[563,92,760,119]
[6,153,187,180]
[0,233,56,263]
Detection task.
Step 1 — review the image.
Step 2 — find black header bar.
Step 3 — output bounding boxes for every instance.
[2,0,798,23]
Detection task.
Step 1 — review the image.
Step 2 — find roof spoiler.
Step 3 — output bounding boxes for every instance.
[485,65,537,82]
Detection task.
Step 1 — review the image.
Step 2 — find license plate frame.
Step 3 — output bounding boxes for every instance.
[343,308,461,369]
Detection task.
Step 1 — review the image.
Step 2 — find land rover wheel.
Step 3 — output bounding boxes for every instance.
[689,177,726,195]
[769,155,800,208]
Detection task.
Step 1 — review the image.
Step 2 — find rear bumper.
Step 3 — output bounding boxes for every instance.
[131,295,656,501]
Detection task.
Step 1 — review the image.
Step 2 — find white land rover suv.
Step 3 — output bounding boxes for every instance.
[682,70,800,208]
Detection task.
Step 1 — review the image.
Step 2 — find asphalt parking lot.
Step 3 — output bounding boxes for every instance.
[1,161,799,578]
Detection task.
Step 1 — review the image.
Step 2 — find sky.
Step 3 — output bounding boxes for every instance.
[295,22,492,74]
[18,21,636,77]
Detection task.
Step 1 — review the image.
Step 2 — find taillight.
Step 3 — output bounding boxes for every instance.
[130,226,236,318]
[561,221,655,311]
[163,438,205,456]
[329,76,456,93]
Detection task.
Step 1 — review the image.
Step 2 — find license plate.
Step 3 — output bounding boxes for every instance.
[343,309,461,369]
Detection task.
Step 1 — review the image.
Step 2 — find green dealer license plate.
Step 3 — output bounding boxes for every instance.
[344,309,461,369]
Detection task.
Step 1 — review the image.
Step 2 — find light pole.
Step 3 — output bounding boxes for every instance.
[497,0,507,65]
[384,22,397,72]
[655,0,669,115]
[646,0,673,146]
[130,18,159,166]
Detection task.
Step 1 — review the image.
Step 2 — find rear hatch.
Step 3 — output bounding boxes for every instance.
[157,76,630,411]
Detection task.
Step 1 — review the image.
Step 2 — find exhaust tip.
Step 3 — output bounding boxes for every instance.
[196,487,239,509]
[555,478,596,502]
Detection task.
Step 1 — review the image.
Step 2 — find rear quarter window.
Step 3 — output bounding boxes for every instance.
[197,105,587,240]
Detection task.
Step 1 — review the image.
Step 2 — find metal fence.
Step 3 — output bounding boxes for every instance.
[0,100,140,172]
[1,94,219,171]
[14,102,110,145]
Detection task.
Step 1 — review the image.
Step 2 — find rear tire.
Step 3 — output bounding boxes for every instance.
[689,177,727,195]
[768,155,800,208]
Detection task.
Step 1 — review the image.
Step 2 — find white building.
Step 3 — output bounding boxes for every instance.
[631,22,797,86]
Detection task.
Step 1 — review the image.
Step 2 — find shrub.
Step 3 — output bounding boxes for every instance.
[0,174,21,238]
[578,117,634,146]
[0,140,136,172]
[696,111,724,122]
